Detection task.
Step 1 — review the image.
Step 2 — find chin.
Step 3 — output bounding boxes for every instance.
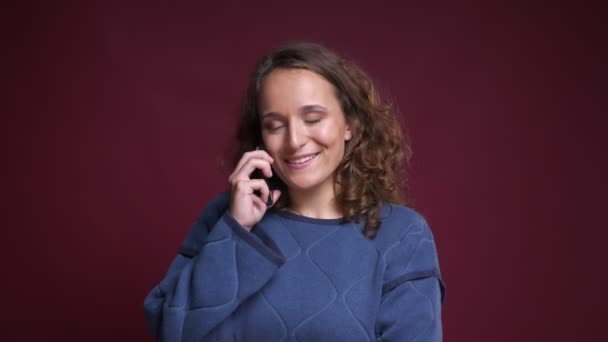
[285,180,317,191]
[283,175,331,193]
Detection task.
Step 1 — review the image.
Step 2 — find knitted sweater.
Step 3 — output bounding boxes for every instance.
[144,192,445,341]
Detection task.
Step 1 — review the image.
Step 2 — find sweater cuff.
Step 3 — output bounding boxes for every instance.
[221,211,286,266]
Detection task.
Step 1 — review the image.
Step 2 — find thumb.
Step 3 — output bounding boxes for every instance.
[269,189,282,207]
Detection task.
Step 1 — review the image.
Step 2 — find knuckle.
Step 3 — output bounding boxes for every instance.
[232,179,245,188]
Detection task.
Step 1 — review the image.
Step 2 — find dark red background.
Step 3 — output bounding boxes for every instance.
[6,0,606,341]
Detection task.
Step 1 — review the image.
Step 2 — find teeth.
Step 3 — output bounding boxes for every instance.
[288,153,318,164]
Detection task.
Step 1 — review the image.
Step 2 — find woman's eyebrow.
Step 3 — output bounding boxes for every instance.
[299,104,328,114]
[261,111,282,118]
[262,105,328,118]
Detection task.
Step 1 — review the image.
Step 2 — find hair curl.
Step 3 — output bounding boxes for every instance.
[229,42,412,239]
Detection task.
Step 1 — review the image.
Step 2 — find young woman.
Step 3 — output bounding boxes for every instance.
[144,42,445,341]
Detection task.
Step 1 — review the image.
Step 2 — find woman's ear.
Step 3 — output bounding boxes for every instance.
[344,118,355,141]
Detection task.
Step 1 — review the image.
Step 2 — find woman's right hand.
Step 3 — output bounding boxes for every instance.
[228,150,282,231]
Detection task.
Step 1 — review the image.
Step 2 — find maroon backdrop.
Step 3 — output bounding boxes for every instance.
[7,0,606,341]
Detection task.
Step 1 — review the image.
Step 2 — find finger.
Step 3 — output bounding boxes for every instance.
[251,193,267,213]
[233,178,270,202]
[268,189,282,207]
[232,158,273,182]
[229,151,274,182]
[250,178,271,205]
[233,150,273,176]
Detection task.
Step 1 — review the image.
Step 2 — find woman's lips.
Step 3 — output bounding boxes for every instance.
[285,152,320,169]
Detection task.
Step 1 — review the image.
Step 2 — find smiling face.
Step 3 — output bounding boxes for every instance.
[259,68,352,197]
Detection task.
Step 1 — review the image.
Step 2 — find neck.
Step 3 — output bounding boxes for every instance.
[286,184,342,219]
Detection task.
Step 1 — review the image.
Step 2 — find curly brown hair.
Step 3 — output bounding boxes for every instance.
[229,42,413,239]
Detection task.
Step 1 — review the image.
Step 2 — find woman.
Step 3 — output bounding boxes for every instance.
[144,42,445,341]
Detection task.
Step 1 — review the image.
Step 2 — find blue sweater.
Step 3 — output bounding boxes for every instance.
[144,193,445,341]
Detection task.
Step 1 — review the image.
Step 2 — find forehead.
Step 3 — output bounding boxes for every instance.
[259,68,339,111]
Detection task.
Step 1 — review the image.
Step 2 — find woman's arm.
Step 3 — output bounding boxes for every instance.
[143,192,285,342]
[375,218,446,341]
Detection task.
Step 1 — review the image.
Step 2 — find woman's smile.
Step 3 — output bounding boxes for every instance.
[284,152,320,169]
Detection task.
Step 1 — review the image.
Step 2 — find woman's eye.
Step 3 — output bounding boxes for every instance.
[264,123,284,132]
[305,119,321,125]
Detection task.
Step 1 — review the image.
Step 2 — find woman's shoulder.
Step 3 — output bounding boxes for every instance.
[197,191,230,218]
[375,203,442,291]
[373,203,436,246]
[180,192,231,253]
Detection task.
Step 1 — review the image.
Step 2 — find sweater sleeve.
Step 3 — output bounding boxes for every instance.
[143,192,286,342]
[375,217,446,342]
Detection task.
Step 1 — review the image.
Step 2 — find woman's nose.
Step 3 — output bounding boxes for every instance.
[287,121,306,150]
